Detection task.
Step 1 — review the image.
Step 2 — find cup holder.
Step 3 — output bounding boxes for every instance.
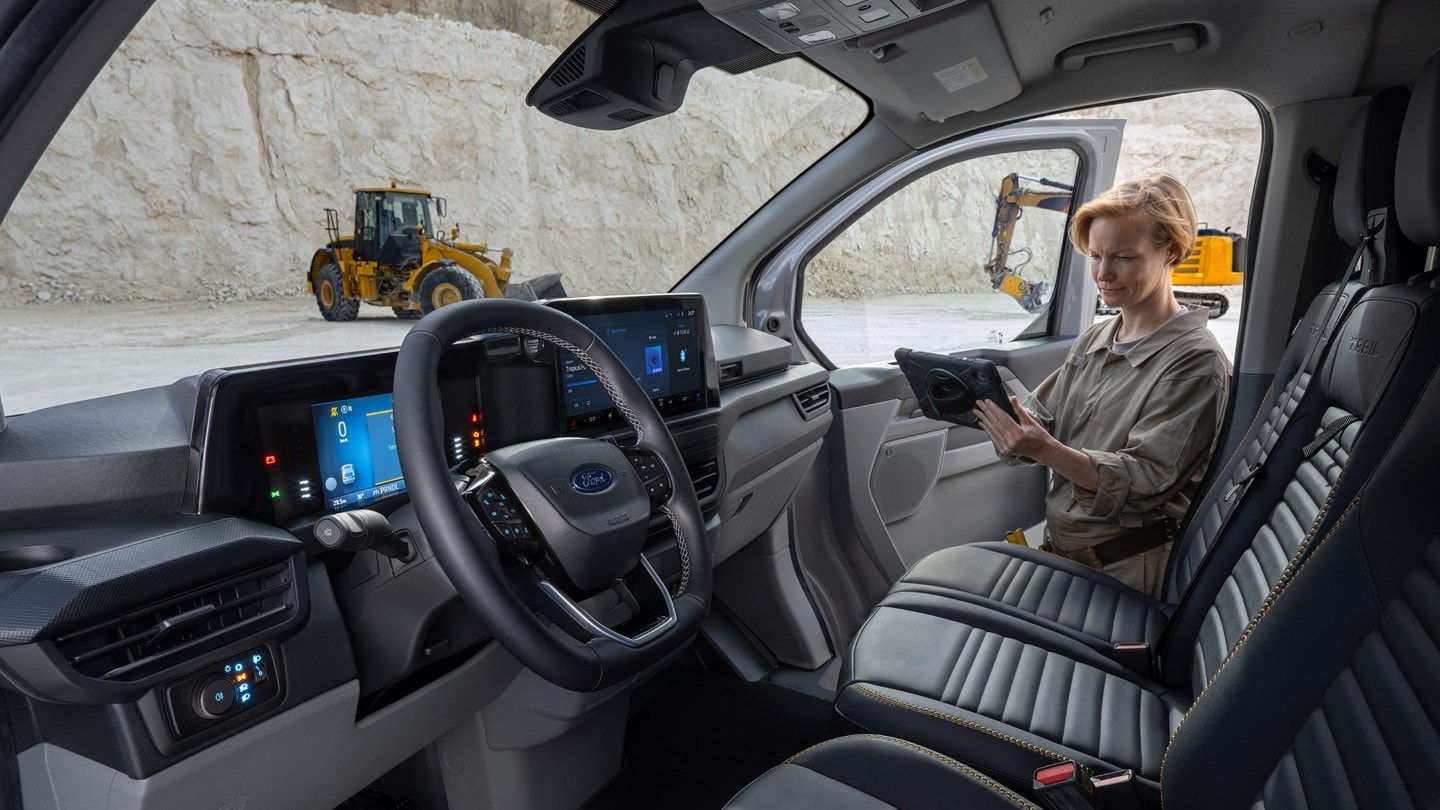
[0,545,76,572]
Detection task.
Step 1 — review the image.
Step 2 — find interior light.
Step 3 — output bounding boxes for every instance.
[758,2,800,21]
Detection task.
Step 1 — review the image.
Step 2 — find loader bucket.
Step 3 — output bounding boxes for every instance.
[504,272,568,301]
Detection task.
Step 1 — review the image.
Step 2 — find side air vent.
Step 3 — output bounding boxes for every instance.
[608,108,650,123]
[551,47,587,87]
[792,383,832,420]
[689,459,721,502]
[54,560,298,682]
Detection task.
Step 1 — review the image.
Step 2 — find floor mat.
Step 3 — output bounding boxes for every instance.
[585,667,856,810]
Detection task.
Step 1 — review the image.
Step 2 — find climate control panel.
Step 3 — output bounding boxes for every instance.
[166,645,281,738]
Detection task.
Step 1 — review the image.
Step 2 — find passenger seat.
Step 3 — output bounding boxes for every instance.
[833,61,1440,799]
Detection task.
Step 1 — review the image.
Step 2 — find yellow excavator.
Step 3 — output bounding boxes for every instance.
[985,173,1240,318]
[306,184,565,321]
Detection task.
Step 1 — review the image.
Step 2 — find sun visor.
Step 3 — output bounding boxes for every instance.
[528,0,769,130]
[704,0,1021,122]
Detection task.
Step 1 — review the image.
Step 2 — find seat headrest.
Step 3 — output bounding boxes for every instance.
[1334,85,1410,251]
[1396,48,1440,246]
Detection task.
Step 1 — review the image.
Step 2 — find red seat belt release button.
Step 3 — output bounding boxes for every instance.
[1033,761,1102,809]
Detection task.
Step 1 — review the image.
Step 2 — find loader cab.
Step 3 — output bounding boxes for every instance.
[353,189,433,266]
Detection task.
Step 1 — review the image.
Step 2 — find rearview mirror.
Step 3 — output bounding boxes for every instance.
[434,197,447,218]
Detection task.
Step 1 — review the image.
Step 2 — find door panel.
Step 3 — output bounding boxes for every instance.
[828,361,1047,580]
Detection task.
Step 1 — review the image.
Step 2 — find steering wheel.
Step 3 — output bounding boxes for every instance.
[393,299,711,692]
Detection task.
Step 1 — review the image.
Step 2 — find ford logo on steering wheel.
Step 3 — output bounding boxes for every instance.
[571,467,615,494]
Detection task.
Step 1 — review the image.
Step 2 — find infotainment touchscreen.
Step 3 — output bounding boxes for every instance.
[549,295,716,432]
[311,392,408,511]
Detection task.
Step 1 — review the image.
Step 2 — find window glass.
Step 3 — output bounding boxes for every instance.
[0,0,867,414]
[799,91,1262,367]
[802,149,1080,366]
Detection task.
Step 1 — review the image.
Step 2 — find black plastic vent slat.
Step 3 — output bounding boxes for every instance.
[548,100,579,117]
[98,603,293,680]
[793,384,831,416]
[689,459,721,501]
[608,108,650,122]
[53,561,296,681]
[551,46,587,87]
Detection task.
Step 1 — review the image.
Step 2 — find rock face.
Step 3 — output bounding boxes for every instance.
[0,0,1261,306]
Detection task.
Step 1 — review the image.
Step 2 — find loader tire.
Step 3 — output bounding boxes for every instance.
[316,264,360,322]
[392,306,422,320]
[418,264,484,315]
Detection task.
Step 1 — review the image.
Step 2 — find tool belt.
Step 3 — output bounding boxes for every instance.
[1040,517,1179,571]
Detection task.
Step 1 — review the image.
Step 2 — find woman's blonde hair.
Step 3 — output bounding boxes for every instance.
[1069,173,1197,266]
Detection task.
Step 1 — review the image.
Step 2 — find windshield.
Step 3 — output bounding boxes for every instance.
[0,0,866,414]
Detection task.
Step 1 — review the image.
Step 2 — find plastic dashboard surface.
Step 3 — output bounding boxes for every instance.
[194,295,721,530]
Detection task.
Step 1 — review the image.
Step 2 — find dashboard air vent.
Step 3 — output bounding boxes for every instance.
[792,384,832,419]
[552,47,587,87]
[54,560,297,682]
[688,459,721,502]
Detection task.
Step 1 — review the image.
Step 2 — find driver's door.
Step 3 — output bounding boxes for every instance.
[754,120,1124,633]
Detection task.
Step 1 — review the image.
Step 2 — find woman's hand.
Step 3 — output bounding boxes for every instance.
[975,396,1054,459]
[977,396,1101,490]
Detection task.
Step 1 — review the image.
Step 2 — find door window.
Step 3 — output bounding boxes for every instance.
[801,149,1080,366]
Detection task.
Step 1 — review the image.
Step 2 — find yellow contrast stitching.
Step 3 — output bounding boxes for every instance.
[851,683,1094,779]
[1159,495,1360,807]
[787,734,1038,810]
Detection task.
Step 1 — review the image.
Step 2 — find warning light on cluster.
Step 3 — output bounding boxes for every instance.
[269,489,282,499]
[471,413,480,424]
[264,454,277,466]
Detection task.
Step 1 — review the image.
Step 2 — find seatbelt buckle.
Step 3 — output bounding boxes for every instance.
[1006,527,1029,546]
[1033,761,1101,809]
[1112,642,1155,679]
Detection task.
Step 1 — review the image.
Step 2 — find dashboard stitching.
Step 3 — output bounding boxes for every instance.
[494,326,645,444]
[659,504,690,596]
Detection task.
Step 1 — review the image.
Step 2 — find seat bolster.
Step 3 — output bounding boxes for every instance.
[724,735,1039,810]
[890,543,1170,650]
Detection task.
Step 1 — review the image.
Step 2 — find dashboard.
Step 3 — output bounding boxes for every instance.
[199,294,721,530]
[0,292,832,803]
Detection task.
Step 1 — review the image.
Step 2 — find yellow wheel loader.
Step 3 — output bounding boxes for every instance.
[306,185,566,321]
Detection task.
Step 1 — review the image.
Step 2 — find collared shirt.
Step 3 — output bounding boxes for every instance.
[1020,306,1231,597]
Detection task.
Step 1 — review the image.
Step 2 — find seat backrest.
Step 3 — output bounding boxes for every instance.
[1161,49,1440,808]
[1162,85,1416,607]
[1151,86,1427,689]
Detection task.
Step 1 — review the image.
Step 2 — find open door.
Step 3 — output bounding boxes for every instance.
[753,119,1125,637]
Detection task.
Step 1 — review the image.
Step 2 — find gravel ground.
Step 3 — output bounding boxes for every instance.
[0,287,1243,415]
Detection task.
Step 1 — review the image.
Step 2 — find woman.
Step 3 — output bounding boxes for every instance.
[975,173,1231,599]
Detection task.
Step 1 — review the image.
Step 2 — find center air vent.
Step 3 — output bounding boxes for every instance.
[793,384,832,419]
[688,459,721,502]
[54,560,298,682]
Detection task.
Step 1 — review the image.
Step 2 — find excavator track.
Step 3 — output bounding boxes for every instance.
[1175,291,1229,319]
[1095,292,1230,319]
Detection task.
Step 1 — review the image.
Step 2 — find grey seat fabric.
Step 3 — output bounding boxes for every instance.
[837,69,1440,797]
[724,735,1039,810]
[880,84,1416,666]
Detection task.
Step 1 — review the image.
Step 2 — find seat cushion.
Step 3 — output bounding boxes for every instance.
[724,735,1038,810]
[889,542,1170,651]
[837,601,1187,789]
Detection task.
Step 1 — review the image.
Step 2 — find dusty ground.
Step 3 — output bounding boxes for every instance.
[0,289,1241,415]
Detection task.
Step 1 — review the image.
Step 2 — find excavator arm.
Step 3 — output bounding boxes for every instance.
[983,172,1074,313]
